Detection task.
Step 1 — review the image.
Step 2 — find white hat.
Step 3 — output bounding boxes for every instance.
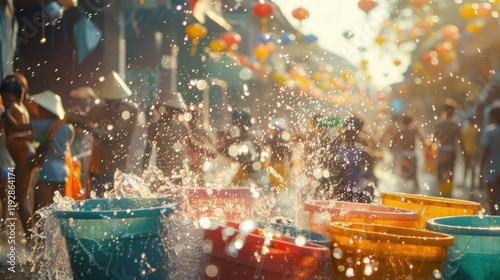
[95,71,132,100]
[31,90,66,119]
[158,92,186,110]
[70,86,97,99]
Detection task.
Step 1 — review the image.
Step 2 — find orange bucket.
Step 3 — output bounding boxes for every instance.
[380,192,484,229]
[303,200,418,234]
[203,221,332,279]
[326,222,454,279]
[180,187,259,222]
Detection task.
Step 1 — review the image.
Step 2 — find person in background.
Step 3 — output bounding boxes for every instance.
[0,98,15,231]
[28,91,74,215]
[480,106,500,215]
[461,113,481,188]
[392,113,426,193]
[218,109,261,186]
[68,71,138,198]
[434,99,463,197]
[266,118,292,193]
[0,73,35,241]
[143,92,190,186]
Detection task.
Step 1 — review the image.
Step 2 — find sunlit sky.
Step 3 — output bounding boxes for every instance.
[273,0,412,88]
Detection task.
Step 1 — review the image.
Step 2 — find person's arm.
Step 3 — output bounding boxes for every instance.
[4,107,32,131]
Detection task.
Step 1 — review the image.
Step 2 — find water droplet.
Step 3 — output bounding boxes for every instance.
[433,269,442,279]
[205,264,219,277]
[333,248,343,259]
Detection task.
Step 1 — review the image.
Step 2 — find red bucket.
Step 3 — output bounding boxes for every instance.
[203,221,332,279]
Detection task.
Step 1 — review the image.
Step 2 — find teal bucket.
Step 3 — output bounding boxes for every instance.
[426,215,500,280]
[54,198,177,280]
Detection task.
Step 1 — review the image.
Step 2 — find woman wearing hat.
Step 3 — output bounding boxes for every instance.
[28,91,74,215]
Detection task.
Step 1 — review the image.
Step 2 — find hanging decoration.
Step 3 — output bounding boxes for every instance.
[439,25,460,41]
[221,31,242,46]
[358,0,377,15]
[253,1,274,34]
[57,0,78,8]
[257,33,276,43]
[302,34,318,43]
[74,16,102,64]
[343,31,354,40]
[209,39,227,52]
[409,0,430,9]
[292,7,309,21]
[253,43,270,63]
[279,33,295,45]
[185,23,207,56]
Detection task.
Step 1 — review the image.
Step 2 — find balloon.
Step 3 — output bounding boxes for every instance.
[302,34,318,43]
[221,31,242,46]
[253,2,273,17]
[209,39,227,52]
[279,33,295,45]
[292,7,309,21]
[459,3,478,20]
[358,0,377,14]
[343,31,354,40]
[466,19,485,34]
[440,25,460,41]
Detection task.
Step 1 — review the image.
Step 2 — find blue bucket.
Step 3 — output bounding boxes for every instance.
[54,198,177,280]
[259,222,332,249]
[425,215,500,280]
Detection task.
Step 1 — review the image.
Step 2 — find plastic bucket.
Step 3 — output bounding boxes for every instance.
[303,200,418,234]
[259,222,332,249]
[203,221,332,279]
[327,222,455,279]
[180,187,258,222]
[380,192,484,229]
[54,198,177,280]
[426,215,500,279]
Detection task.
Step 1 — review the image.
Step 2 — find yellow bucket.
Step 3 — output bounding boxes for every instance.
[380,192,484,229]
[326,222,454,279]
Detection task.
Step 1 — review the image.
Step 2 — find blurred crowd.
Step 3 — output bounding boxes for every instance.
[1,71,500,247]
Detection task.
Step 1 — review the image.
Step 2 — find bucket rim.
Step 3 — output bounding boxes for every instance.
[327,222,455,246]
[381,192,484,211]
[304,200,419,221]
[425,215,500,236]
[53,197,177,219]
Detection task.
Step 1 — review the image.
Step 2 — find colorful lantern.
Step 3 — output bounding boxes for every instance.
[358,0,377,15]
[185,23,207,56]
[253,2,274,34]
[254,44,270,62]
[439,25,460,41]
[465,19,485,34]
[459,3,478,20]
[292,7,309,21]
[209,39,227,52]
[221,31,242,46]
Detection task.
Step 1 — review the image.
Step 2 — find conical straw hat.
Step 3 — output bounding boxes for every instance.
[70,86,97,99]
[95,71,132,100]
[158,92,186,110]
[30,90,65,119]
